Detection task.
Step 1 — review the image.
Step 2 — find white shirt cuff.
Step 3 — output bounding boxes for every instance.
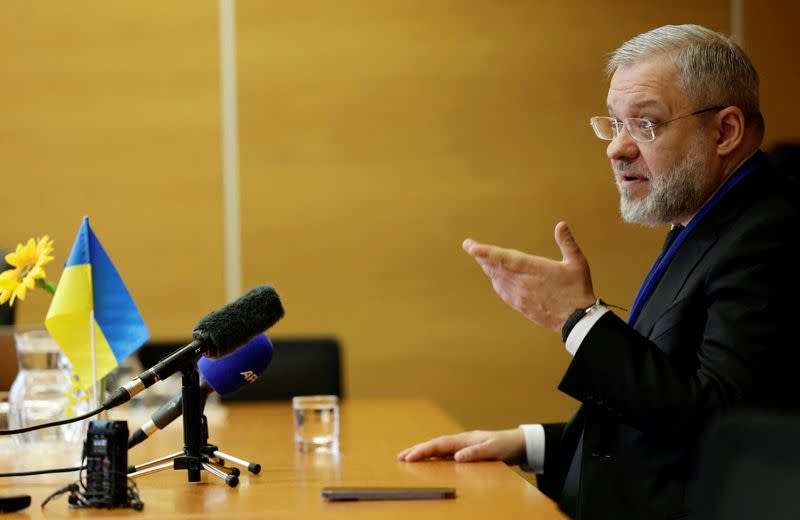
[518,424,545,474]
[565,306,610,356]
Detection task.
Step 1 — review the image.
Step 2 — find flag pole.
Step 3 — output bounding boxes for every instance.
[90,309,98,408]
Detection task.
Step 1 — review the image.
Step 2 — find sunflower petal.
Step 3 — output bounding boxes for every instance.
[13,284,26,302]
[21,239,35,256]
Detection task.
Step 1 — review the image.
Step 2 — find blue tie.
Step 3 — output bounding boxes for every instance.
[660,225,684,261]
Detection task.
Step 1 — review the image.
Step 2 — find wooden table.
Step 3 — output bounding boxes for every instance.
[0,399,565,518]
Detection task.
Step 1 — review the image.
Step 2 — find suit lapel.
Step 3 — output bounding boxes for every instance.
[632,165,766,337]
[633,230,717,336]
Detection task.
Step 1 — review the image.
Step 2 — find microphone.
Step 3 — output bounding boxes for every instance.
[127,334,273,449]
[104,285,284,410]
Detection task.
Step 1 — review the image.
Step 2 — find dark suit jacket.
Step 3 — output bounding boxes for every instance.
[537,152,800,519]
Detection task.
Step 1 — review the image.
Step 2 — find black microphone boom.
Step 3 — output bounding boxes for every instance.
[103,285,284,410]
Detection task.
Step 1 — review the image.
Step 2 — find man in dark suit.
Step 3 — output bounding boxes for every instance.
[398,24,800,519]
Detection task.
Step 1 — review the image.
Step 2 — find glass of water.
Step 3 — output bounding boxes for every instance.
[292,395,339,453]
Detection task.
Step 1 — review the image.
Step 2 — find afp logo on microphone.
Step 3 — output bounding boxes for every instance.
[196,333,274,396]
[240,370,258,383]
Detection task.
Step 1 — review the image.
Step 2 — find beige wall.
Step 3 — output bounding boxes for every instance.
[1,1,796,429]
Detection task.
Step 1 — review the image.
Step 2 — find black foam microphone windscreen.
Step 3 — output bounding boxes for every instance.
[192,285,284,358]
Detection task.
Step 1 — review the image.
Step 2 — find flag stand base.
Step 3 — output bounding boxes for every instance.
[125,366,261,487]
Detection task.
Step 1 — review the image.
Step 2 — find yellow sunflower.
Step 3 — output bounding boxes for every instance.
[0,235,56,306]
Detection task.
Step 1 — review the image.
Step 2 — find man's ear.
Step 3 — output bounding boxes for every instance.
[715,106,745,156]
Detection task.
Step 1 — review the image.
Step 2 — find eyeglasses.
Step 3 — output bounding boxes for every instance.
[589,105,725,143]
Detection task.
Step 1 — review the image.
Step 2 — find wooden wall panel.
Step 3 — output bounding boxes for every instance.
[743,0,800,147]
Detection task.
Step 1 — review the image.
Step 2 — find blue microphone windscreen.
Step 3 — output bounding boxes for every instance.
[197,334,273,395]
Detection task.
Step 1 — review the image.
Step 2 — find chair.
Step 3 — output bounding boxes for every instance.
[690,409,800,520]
[222,337,342,401]
[768,142,800,179]
[136,337,343,401]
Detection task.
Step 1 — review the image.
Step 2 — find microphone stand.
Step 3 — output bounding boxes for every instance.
[126,365,261,488]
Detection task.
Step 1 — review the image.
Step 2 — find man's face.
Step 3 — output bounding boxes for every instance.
[606,56,717,227]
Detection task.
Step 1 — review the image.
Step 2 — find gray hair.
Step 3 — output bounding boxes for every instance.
[606,24,760,117]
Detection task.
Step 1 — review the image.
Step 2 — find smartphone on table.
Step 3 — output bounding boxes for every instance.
[321,486,456,501]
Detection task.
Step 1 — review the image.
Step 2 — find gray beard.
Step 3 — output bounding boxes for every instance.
[617,140,714,227]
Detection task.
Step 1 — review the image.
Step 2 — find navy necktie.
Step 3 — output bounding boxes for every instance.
[659,225,684,262]
[639,224,685,293]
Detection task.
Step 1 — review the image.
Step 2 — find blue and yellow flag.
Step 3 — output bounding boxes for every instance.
[45,217,149,389]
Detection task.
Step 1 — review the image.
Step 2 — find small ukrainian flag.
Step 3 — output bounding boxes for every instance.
[45,216,149,389]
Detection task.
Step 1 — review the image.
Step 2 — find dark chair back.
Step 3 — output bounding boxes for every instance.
[223,337,342,401]
[136,337,343,401]
[768,142,800,178]
[691,409,800,520]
